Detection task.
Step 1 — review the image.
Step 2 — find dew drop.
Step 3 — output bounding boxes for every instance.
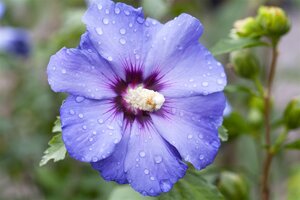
[124,10,130,15]
[114,7,120,14]
[198,133,203,139]
[96,27,103,35]
[189,78,194,82]
[119,38,126,45]
[97,4,103,10]
[107,125,114,130]
[188,134,193,139]
[154,156,162,164]
[98,119,104,124]
[89,138,94,142]
[107,56,113,61]
[221,72,226,77]
[212,140,220,148]
[113,138,119,144]
[199,154,204,160]
[144,169,150,175]
[61,69,66,74]
[105,9,109,14]
[78,113,84,118]
[137,16,145,24]
[202,82,209,87]
[69,110,75,115]
[150,176,155,181]
[92,131,97,135]
[139,151,146,158]
[82,125,87,130]
[217,79,223,85]
[119,28,126,35]
[102,18,109,25]
[75,96,85,103]
[160,180,172,192]
[128,23,133,28]
[92,157,98,162]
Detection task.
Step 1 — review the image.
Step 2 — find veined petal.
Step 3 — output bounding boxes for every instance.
[144,13,203,76]
[152,92,226,170]
[47,33,116,100]
[83,0,162,79]
[160,44,226,97]
[91,125,130,184]
[144,13,226,97]
[60,95,123,162]
[124,122,187,196]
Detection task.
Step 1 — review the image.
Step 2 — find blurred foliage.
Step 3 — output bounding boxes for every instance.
[0,0,300,199]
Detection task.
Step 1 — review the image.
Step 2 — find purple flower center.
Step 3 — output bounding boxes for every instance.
[111,62,166,125]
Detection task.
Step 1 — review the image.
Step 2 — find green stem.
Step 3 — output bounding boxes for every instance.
[254,76,264,97]
[261,39,279,200]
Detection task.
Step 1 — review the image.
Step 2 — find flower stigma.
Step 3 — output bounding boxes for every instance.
[124,85,165,112]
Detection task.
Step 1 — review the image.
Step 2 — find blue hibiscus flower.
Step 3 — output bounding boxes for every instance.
[47,0,226,196]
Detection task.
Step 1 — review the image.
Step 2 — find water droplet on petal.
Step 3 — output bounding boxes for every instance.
[188,134,193,139]
[202,82,209,87]
[139,151,146,158]
[92,157,98,162]
[199,154,204,160]
[119,38,126,45]
[124,10,130,15]
[144,169,149,175]
[150,176,155,181]
[75,96,85,103]
[78,113,84,118]
[97,4,103,10]
[89,138,93,142]
[198,133,203,139]
[69,110,75,115]
[96,27,103,35]
[128,23,133,28]
[107,125,114,130]
[217,79,223,85]
[102,18,109,25]
[119,28,126,35]
[212,140,220,148]
[160,180,172,192]
[105,9,109,14]
[82,125,87,130]
[92,131,97,135]
[107,56,113,61]
[154,156,162,164]
[189,78,194,82]
[98,119,104,124]
[137,16,145,24]
[221,72,226,77]
[114,7,120,14]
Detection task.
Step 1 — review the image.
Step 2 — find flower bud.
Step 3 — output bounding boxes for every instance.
[217,171,249,200]
[257,6,290,38]
[284,98,300,130]
[231,17,263,38]
[230,49,260,79]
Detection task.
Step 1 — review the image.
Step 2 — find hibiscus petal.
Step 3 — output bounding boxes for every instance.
[60,95,123,162]
[91,125,130,184]
[47,33,116,100]
[144,13,226,96]
[82,0,162,79]
[151,92,226,170]
[124,121,187,196]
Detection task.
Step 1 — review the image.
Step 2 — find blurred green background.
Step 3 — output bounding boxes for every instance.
[0,0,300,199]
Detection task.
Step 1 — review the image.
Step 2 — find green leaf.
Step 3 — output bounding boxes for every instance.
[285,140,300,150]
[288,166,300,200]
[39,118,67,166]
[211,38,268,56]
[218,126,229,142]
[159,171,224,200]
[52,117,62,133]
[109,186,156,200]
